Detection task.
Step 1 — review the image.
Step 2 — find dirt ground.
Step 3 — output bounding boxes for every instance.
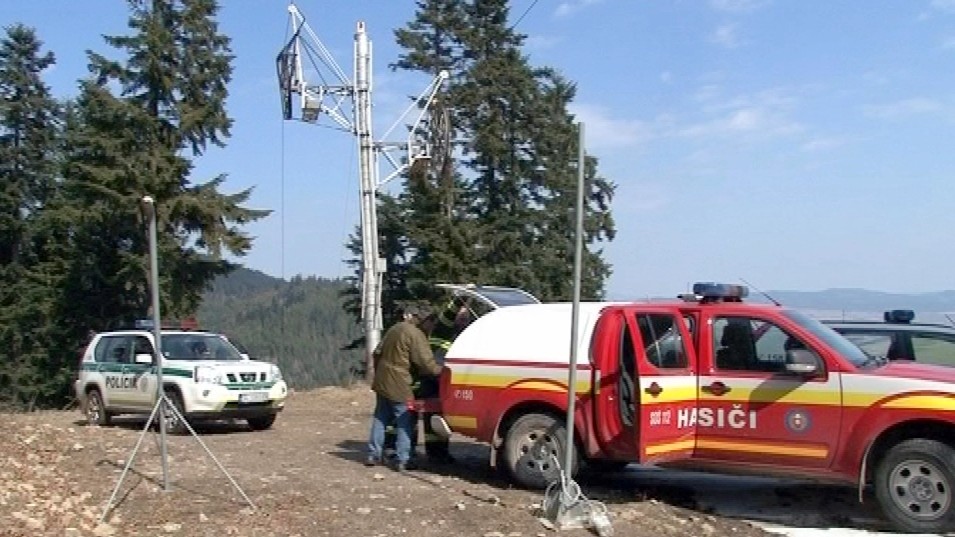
[0,386,780,537]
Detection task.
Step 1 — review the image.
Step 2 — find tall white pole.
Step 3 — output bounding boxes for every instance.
[354,22,381,382]
[142,196,170,491]
[563,123,585,480]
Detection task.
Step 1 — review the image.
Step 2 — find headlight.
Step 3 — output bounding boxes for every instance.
[270,364,283,382]
[194,365,221,384]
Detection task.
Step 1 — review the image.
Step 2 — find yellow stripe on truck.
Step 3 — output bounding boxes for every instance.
[640,385,697,404]
[882,395,955,411]
[645,439,695,455]
[646,438,829,458]
[446,415,477,429]
[697,439,829,458]
[699,387,840,406]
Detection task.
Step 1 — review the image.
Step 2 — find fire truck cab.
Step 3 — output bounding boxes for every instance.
[431,283,955,534]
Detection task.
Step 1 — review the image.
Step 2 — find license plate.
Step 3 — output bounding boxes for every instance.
[239,392,269,403]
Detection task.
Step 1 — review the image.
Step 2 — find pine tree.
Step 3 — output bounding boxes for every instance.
[59,0,268,330]
[0,24,64,407]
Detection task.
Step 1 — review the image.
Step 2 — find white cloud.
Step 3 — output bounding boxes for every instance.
[800,137,847,152]
[709,0,769,12]
[862,97,942,119]
[568,103,654,149]
[678,88,804,138]
[931,0,955,13]
[710,23,741,48]
[555,0,602,17]
[526,35,562,50]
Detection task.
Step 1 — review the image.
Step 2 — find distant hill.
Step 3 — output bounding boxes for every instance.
[197,267,363,389]
[196,270,955,389]
[755,289,955,323]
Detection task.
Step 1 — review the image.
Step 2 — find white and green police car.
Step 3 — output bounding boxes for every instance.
[75,326,287,432]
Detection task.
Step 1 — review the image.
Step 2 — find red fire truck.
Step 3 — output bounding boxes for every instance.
[428,283,955,533]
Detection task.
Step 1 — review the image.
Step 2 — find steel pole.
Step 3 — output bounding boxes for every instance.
[143,196,170,491]
[563,123,585,480]
[354,22,381,382]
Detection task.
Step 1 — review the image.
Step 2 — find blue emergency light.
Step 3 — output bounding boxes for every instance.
[692,282,749,301]
[884,309,915,323]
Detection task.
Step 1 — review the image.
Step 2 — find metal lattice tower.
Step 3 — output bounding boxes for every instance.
[277,3,447,381]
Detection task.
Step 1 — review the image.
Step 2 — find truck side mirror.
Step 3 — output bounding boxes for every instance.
[785,349,820,376]
[135,353,154,365]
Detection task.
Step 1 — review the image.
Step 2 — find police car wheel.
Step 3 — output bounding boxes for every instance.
[163,389,188,435]
[85,389,111,426]
[247,414,277,431]
[875,438,955,533]
[503,413,578,489]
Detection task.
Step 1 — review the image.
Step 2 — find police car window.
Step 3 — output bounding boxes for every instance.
[638,313,688,369]
[911,333,955,367]
[162,334,243,361]
[97,336,130,364]
[133,336,153,357]
[838,331,893,362]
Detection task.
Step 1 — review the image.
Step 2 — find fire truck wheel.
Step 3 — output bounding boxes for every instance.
[874,438,955,533]
[503,413,578,489]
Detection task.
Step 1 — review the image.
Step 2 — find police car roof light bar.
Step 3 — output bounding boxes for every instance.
[884,309,915,324]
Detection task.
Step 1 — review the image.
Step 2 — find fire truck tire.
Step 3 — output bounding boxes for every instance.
[874,438,955,533]
[503,413,578,489]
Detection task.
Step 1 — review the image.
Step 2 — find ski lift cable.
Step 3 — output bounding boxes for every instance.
[512,0,539,30]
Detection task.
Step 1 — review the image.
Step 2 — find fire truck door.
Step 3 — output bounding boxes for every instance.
[630,310,698,464]
[592,310,638,458]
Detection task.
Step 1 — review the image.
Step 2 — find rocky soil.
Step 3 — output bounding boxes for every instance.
[0,386,780,537]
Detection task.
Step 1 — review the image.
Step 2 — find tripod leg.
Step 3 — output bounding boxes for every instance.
[100,397,163,522]
[162,396,256,509]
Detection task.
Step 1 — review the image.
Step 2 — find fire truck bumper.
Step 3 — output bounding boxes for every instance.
[429,414,452,439]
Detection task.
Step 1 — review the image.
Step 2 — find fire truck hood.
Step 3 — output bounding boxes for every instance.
[874,361,955,385]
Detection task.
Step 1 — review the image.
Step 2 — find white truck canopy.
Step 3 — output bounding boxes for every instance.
[447,302,618,365]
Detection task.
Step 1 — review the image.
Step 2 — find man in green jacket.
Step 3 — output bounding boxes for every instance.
[365,304,443,472]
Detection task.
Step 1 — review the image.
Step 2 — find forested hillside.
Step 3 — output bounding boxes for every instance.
[197,268,362,390]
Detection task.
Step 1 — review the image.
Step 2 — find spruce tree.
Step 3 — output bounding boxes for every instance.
[60,0,268,329]
[0,24,64,407]
[393,0,616,302]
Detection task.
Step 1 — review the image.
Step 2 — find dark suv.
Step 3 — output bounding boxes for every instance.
[824,309,955,367]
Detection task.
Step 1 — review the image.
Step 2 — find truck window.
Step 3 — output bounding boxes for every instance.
[637,313,688,369]
[619,321,637,427]
[714,316,818,373]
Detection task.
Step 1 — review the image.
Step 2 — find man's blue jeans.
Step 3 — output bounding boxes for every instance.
[368,393,414,464]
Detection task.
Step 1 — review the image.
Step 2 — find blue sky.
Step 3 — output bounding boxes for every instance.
[4,0,955,299]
